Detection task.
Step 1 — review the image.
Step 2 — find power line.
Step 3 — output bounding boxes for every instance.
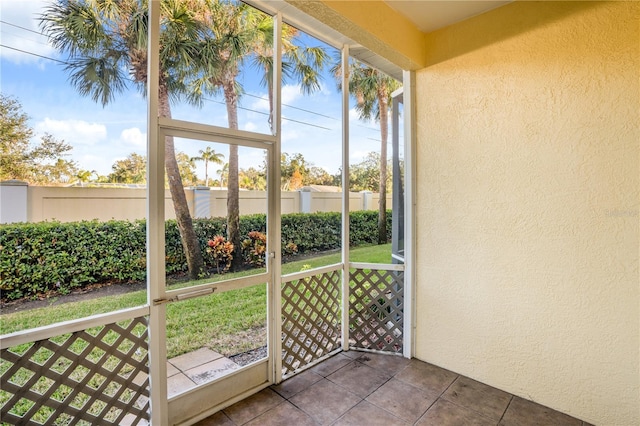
[1,30,52,48]
[0,44,67,64]
[243,92,337,121]
[0,20,46,37]
[0,18,380,134]
[242,91,381,133]
[2,41,334,131]
[202,96,333,131]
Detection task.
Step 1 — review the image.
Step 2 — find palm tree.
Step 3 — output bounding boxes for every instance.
[334,60,400,244]
[192,146,224,186]
[217,162,229,188]
[40,0,210,279]
[250,24,328,131]
[194,0,328,270]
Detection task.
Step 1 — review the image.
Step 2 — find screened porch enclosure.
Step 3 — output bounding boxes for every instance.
[0,1,412,424]
[0,262,407,425]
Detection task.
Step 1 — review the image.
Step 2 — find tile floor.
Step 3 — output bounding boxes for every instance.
[193,351,593,426]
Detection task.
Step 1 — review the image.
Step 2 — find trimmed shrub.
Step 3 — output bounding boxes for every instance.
[0,211,391,301]
[0,220,146,301]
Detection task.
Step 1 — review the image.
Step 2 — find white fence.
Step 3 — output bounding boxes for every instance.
[0,181,389,224]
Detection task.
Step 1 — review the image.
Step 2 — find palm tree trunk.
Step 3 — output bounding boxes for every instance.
[159,85,204,279]
[223,80,242,271]
[377,88,389,245]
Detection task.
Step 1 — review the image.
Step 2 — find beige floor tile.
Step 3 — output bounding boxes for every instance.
[366,378,438,422]
[326,360,391,398]
[244,402,316,426]
[354,352,411,375]
[271,368,323,399]
[290,378,361,425]
[192,410,234,426]
[340,350,363,359]
[333,400,411,426]
[442,376,511,421]
[416,399,496,426]
[223,388,285,425]
[394,360,458,395]
[499,396,582,426]
[311,352,353,376]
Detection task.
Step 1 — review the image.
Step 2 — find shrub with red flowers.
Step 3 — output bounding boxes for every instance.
[206,235,234,273]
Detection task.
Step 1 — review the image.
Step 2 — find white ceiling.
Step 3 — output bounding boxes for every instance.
[384,0,512,33]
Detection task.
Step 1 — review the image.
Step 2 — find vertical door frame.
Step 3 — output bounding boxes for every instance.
[402,70,416,358]
[269,11,284,385]
[340,45,351,351]
[146,1,168,424]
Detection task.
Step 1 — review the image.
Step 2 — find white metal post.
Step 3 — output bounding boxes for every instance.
[341,46,350,351]
[402,70,416,358]
[269,12,284,385]
[147,1,168,423]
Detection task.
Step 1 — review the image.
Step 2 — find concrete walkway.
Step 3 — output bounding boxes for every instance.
[167,348,239,397]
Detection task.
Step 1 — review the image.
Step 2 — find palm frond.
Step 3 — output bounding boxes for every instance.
[66,55,127,106]
[40,0,108,57]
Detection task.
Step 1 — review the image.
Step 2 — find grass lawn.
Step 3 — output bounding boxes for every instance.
[1,244,392,359]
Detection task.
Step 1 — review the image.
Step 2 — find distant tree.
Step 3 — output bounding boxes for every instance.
[0,95,74,184]
[192,146,224,186]
[307,166,335,186]
[348,152,392,192]
[40,157,79,185]
[239,166,266,190]
[75,169,95,186]
[176,152,198,186]
[108,153,146,184]
[217,162,229,189]
[281,152,310,190]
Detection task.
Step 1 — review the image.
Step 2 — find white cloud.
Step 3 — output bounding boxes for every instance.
[349,108,365,122]
[318,81,333,96]
[249,96,270,113]
[243,121,257,132]
[76,154,107,175]
[0,0,57,65]
[281,129,301,144]
[281,84,302,105]
[35,118,107,145]
[120,127,146,148]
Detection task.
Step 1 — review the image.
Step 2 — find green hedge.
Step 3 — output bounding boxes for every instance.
[0,211,391,301]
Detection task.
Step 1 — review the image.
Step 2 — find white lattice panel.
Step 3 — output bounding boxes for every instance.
[349,268,404,353]
[1,317,149,425]
[281,270,341,377]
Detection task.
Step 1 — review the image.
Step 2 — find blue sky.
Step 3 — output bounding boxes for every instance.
[1,0,385,181]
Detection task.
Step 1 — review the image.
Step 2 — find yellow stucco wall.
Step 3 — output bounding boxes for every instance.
[415,2,639,425]
[284,0,426,70]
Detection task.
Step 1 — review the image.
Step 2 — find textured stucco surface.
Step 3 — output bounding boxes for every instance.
[414,2,639,425]
[284,0,426,70]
